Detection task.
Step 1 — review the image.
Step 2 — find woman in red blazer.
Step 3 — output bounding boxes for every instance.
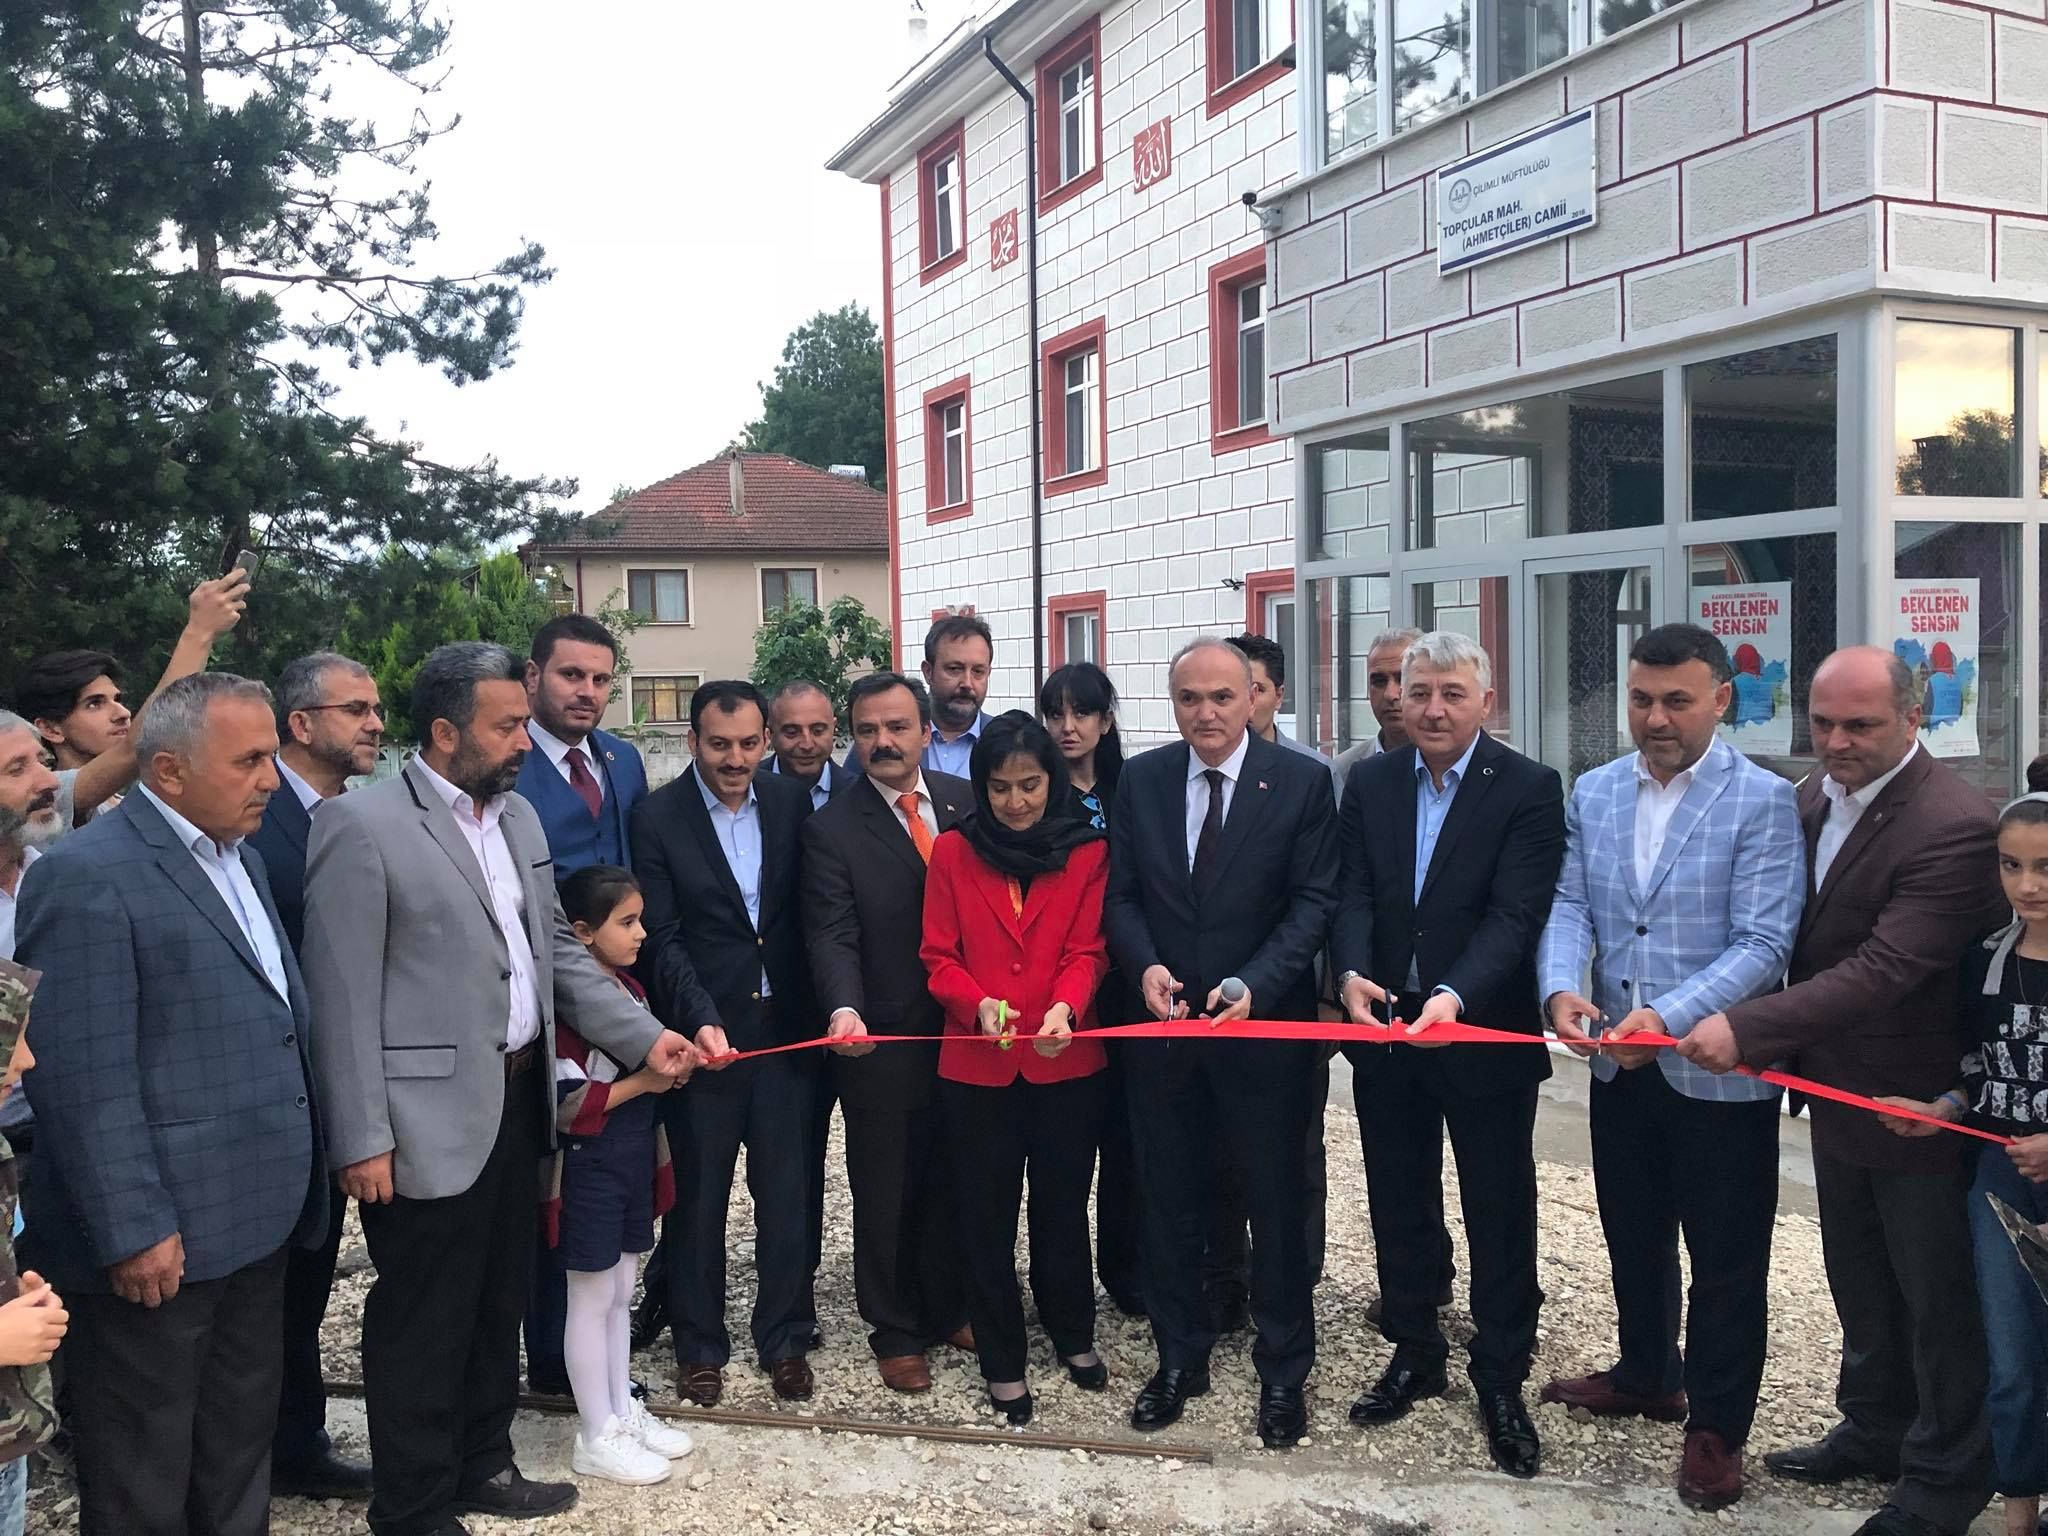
[920,711,1111,1425]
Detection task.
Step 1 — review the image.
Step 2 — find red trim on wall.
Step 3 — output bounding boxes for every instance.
[1036,17,1104,216]
[879,180,904,668]
[1242,569,1294,634]
[1204,0,1295,118]
[1209,248,1276,455]
[1048,590,1109,667]
[1041,317,1110,496]
[916,121,968,284]
[922,374,974,524]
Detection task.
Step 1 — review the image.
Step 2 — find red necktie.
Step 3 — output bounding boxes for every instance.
[566,747,603,820]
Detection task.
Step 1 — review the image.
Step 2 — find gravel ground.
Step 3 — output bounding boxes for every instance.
[25,1078,2001,1535]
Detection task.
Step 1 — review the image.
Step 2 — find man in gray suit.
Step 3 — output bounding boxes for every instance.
[303,644,698,1536]
[17,673,326,1536]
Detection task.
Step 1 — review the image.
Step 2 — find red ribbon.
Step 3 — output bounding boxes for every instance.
[701,1018,2010,1145]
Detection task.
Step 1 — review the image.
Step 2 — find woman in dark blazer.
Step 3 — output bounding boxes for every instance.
[920,711,1110,1423]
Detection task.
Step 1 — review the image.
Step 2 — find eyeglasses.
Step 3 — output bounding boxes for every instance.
[300,701,385,720]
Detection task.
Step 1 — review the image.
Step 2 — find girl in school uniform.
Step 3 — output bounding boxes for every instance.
[550,865,695,1485]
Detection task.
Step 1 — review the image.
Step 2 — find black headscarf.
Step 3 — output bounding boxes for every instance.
[957,710,1104,880]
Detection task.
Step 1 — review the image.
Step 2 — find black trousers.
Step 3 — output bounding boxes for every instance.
[942,1073,1107,1382]
[660,1052,814,1367]
[1123,1038,1316,1389]
[69,1246,288,1536]
[358,1069,545,1536]
[805,1065,836,1330]
[275,1187,350,1468]
[1588,1064,1780,1443]
[1094,1047,1144,1309]
[1208,1057,1332,1305]
[1353,1059,1539,1391]
[841,1095,966,1358]
[1815,1150,1995,1534]
[520,1231,569,1388]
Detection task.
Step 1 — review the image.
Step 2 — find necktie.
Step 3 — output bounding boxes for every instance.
[566,747,603,820]
[1192,768,1225,886]
[897,791,936,864]
[1006,875,1025,917]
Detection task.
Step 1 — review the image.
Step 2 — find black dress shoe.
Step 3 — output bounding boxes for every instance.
[990,1388,1034,1426]
[1850,1504,1945,1536]
[1764,1433,1900,1486]
[1477,1387,1541,1479]
[524,1370,572,1398]
[805,1325,825,1351]
[425,1523,471,1536]
[1064,1356,1109,1391]
[272,1448,374,1500]
[1130,1367,1211,1430]
[451,1468,577,1519]
[629,1291,670,1353]
[1257,1384,1308,1449]
[1349,1360,1449,1425]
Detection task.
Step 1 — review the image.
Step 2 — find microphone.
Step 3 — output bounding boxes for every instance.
[1217,977,1247,1007]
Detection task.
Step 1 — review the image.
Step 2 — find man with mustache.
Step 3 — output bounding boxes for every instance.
[919,615,995,779]
[302,643,699,1536]
[15,674,324,1535]
[247,653,385,1501]
[762,681,851,810]
[1536,624,1805,1512]
[0,714,62,968]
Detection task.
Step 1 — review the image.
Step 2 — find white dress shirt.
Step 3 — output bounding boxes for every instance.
[136,784,291,1002]
[413,757,542,1050]
[695,768,770,997]
[0,845,39,962]
[872,771,941,842]
[275,754,326,813]
[1632,740,1721,890]
[527,720,604,802]
[1184,730,1252,871]
[1815,740,1918,889]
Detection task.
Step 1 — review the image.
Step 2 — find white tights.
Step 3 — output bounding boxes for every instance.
[564,1255,638,1443]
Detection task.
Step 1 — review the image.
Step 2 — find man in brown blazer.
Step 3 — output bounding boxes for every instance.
[1676,646,2003,1536]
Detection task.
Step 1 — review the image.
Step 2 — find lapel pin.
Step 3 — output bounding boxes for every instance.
[1257,780,1269,790]
[605,750,616,762]
[1483,766,1495,777]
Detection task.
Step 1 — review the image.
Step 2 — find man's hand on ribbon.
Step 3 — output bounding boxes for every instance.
[649,1029,702,1081]
[1404,989,1461,1048]
[1546,990,1601,1060]
[826,1008,875,1057]
[1035,1003,1074,1059]
[1675,1012,1741,1073]
[1874,1094,1955,1139]
[692,1024,733,1072]
[1605,1006,1669,1070]
[1140,965,1189,1021]
[1204,981,1252,1026]
[1341,973,1395,1028]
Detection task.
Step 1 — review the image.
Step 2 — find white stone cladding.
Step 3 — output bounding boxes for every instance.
[1268,0,2048,437]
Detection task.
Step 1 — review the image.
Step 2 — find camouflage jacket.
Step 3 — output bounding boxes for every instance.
[0,1142,56,1463]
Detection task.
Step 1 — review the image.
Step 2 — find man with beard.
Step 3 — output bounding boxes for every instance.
[919,616,995,779]
[763,681,851,810]
[0,714,63,963]
[247,653,385,1501]
[302,643,699,1536]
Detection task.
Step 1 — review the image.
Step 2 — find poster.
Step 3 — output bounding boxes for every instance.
[1892,578,1980,758]
[1693,583,1793,756]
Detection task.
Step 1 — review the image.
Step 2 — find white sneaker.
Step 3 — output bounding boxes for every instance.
[623,1397,695,1459]
[571,1417,673,1485]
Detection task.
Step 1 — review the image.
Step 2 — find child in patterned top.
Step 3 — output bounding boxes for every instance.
[551,866,692,1487]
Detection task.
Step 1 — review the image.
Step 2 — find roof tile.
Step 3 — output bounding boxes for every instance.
[531,453,887,553]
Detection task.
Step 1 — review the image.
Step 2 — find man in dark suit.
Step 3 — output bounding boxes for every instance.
[1681,647,2004,1536]
[248,651,385,1500]
[1333,629,1563,1479]
[802,671,970,1392]
[633,680,817,1406]
[1103,637,1338,1450]
[17,672,327,1536]
[513,614,649,1393]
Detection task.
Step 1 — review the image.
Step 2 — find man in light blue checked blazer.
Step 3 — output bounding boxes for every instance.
[1533,623,1804,1516]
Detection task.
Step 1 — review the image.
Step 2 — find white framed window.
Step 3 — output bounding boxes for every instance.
[1063,347,1099,477]
[1231,0,1286,79]
[1063,609,1101,664]
[1057,56,1095,187]
[1238,282,1267,428]
[761,567,819,615]
[626,567,690,624]
[930,150,960,261]
[940,401,966,505]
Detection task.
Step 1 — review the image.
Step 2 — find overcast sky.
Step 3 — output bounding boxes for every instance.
[326,0,977,509]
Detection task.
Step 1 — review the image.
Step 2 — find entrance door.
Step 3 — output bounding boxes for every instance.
[1524,553,1662,787]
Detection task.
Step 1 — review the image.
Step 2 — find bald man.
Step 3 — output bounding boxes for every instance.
[1678,647,2003,1536]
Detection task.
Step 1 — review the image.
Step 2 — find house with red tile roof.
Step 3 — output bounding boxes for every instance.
[526,451,891,732]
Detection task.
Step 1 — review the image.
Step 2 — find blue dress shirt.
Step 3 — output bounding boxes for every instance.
[1409,735,1479,1002]
[695,768,770,997]
[922,712,990,779]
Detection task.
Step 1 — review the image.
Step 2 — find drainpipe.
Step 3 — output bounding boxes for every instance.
[984,34,1044,679]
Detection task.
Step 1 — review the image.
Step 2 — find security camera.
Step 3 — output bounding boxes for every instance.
[1240,190,1258,208]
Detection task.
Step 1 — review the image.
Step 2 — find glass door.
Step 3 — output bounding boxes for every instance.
[1264,587,1299,738]
[1525,553,1662,787]
[1411,568,1515,748]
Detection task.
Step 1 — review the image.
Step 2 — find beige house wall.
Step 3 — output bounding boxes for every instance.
[557,549,891,731]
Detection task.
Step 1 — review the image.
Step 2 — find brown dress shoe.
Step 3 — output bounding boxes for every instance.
[1539,1370,1687,1422]
[878,1353,932,1392]
[1678,1429,1744,1511]
[943,1324,976,1352]
[678,1362,723,1407]
[770,1356,815,1401]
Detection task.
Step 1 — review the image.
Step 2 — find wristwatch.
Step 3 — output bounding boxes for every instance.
[1336,970,1363,991]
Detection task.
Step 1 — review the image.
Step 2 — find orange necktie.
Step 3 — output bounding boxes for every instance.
[897,791,936,864]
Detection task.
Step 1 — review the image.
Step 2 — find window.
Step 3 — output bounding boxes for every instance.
[923,376,973,520]
[1896,521,2020,800]
[1392,0,1474,132]
[1035,19,1102,213]
[1894,320,2019,498]
[1210,251,1270,451]
[1049,591,1108,666]
[1043,320,1108,492]
[632,674,700,726]
[1305,573,1393,752]
[917,122,967,281]
[1310,431,1395,561]
[626,567,690,624]
[1324,2,1381,161]
[1688,337,1838,519]
[761,567,819,615]
[1208,0,1293,114]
